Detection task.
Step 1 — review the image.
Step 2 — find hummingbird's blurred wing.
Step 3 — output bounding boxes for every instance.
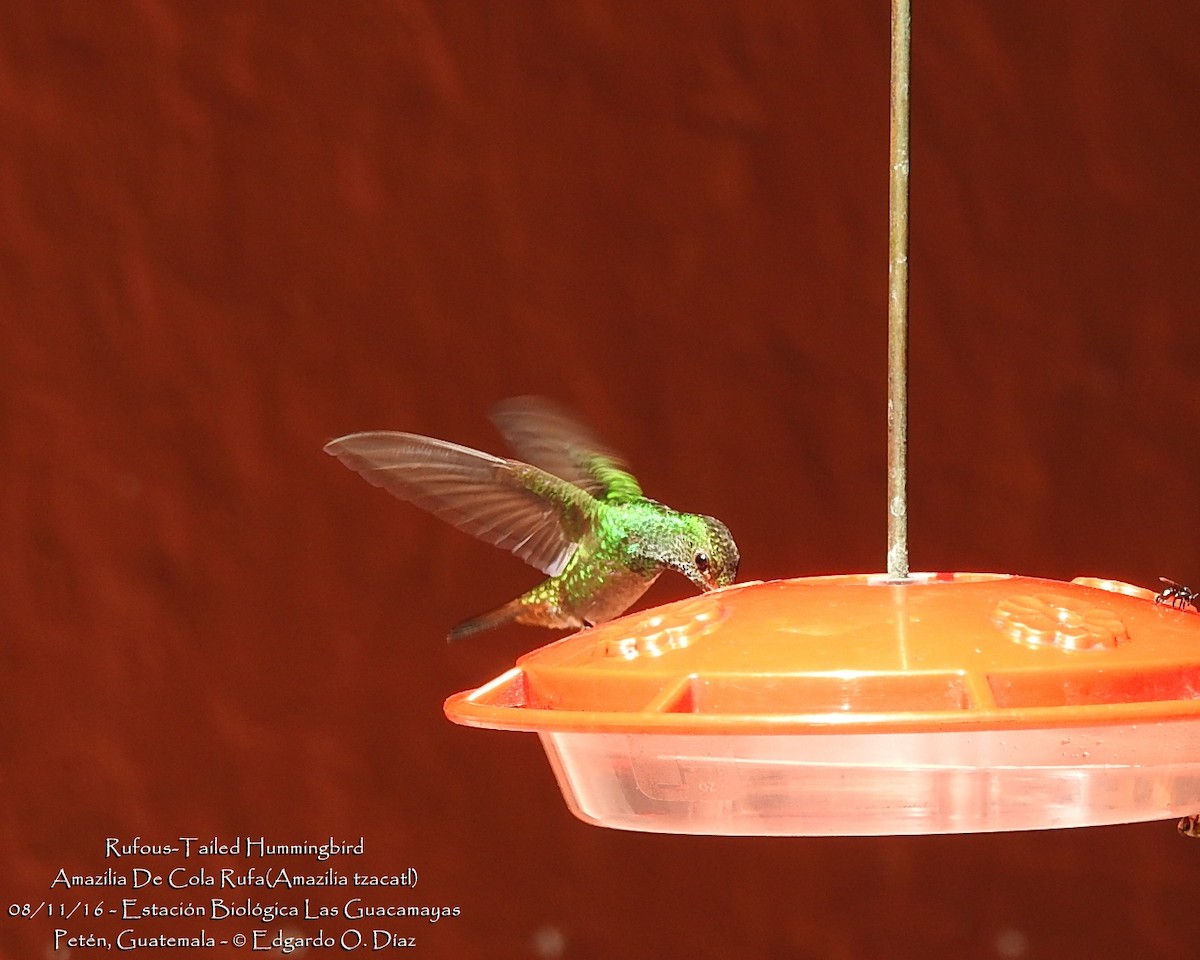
[324,432,593,577]
[489,396,643,502]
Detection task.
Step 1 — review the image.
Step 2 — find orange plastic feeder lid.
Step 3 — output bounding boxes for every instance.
[445,573,1200,836]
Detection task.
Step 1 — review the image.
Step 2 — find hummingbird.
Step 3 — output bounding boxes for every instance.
[324,397,740,641]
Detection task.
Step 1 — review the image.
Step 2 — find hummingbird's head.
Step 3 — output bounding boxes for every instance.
[670,514,740,592]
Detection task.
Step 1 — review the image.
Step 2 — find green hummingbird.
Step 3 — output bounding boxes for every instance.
[324,397,740,641]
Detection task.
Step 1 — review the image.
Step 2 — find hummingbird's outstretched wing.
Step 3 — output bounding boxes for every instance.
[324,432,594,577]
[489,396,643,502]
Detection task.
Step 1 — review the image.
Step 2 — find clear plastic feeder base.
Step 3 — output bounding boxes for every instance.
[539,723,1200,836]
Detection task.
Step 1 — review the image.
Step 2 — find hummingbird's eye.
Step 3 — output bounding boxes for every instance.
[695,552,710,572]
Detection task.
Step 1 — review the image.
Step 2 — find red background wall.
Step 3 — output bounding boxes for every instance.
[2,2,1200,957]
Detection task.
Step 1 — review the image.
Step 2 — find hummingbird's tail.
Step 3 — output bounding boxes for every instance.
[447,600,524,642]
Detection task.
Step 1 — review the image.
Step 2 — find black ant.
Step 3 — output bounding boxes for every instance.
[1155,578,1199,611]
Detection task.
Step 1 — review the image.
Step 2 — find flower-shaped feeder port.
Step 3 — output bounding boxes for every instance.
[444,573,1200,836]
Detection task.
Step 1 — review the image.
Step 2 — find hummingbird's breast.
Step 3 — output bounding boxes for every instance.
[572,565,661,625]
[555,506,668,626]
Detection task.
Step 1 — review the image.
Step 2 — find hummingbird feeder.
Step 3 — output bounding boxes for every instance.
[444,1,1200,835]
